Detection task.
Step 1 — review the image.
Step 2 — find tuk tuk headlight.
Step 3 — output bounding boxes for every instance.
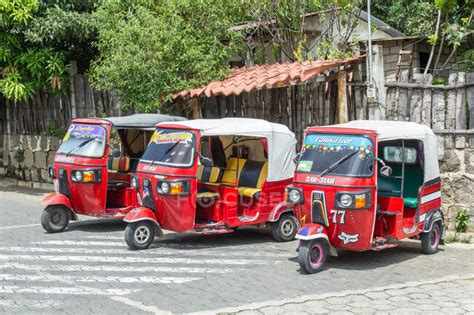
[131,176,139,189]
[73,170,83,182]
[339,194,353,207]
[286,186,303,204]
[160,182,170,194]
[336,191,371,209]
[48,165,55,179]
[157,180,190,196]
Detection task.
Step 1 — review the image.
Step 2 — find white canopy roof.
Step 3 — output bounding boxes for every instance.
[158,118,297,182]
[328,120,439,182]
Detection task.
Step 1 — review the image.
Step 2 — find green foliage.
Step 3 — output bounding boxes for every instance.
[370,1,437,37]
[434,0,457,13]
[91,0,244,112]
[0,0,97,101]
[44,123,66,138]
[432,77,446,85]
[460,49,474,72]
[455,208,470,233]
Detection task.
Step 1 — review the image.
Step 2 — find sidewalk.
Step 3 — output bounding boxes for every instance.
[195,274,474,314]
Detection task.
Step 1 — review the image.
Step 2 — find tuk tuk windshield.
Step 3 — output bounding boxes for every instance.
[57,124,107,158]
[141,128,196,168]
[297,133,374,177]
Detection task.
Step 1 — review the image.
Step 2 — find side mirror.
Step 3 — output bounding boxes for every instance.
[293,153,301,165]
[112,149,121,158]
[380,165,392,177]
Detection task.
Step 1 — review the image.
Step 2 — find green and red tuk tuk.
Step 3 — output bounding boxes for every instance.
[288,120,444,273]
[123,118,299,249]
[41,114,185,233]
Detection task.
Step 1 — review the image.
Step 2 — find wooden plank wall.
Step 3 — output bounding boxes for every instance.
[0,74,122,135]
[199,76,368,144]
[385,71,473,156]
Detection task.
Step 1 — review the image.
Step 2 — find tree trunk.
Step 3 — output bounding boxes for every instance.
[423,10,442,77]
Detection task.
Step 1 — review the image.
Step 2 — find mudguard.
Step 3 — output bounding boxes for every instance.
[124,207,164,237]
[295,223,329,241]
[422,208,445,243]
[42,193,78,221]
[269,202,294,222]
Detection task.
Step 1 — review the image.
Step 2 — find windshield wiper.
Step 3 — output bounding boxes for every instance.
[320,150,359,177]
[151,139,183,166]
[65,137,97,157]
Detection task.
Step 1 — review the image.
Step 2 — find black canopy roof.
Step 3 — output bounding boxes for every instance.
[104,114,186,130]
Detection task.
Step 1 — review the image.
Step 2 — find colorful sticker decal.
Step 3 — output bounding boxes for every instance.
[63,124,105,142]
[303,134,373,160]
[337,232,359,245]
[150,130,193,144]
[297,160,313,172]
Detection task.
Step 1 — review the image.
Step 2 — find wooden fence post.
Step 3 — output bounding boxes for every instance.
[191,97,201,119]
[466,72,474,147]
[420,74,433,126]
[432,85,445,160]
[337,70,348,123]
[69,61,77,118]
[445,73,458,149]
[409,73,424,123]
[455,72,466,148]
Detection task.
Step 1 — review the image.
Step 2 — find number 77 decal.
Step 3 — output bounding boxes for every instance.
[330,210,346,224]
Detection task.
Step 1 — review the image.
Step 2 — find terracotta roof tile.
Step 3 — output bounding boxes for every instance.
[173,55,364,100]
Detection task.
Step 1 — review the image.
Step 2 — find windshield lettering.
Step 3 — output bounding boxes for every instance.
[57,124,106,158]
[297,133,374,177]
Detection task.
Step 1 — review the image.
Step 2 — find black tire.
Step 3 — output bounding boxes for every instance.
[41,205,70,233]
[124,221,155,250]
[298,239,328,274]
[271,214,298,242]
[421,222,441,254]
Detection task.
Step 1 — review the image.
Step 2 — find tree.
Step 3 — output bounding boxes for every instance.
[0,0,97,101]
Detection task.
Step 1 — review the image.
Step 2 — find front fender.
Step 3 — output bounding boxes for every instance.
[295,223,329,241]
[124,207,163,237]
[42,193,78,221]
[269,202,294,222]
[43,193,72,209]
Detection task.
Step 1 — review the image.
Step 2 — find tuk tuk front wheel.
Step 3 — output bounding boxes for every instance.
[125,221,155,250]
[41,205,70,233]
[298,239,328,274]
[272,214,298,242]
[421,222,441,254]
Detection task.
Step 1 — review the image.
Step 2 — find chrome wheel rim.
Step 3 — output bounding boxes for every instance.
[281,219,294,237]
[134,225,150,244]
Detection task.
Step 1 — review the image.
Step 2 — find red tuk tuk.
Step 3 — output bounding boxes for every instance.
[123,118,299,249]
[41,114,185,233]
[287,120,444,273]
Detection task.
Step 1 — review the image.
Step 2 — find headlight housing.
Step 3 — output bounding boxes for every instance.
[157,180,190,196]
[285,186,304,204]
[131,175,139,189]
[48,165,55,179]
[71,169,101,183]
[335,191,371,209]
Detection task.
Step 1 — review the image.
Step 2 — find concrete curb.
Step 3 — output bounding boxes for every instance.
[0,177,53,191]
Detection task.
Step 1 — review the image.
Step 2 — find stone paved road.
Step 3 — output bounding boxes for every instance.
[1,186,473,314]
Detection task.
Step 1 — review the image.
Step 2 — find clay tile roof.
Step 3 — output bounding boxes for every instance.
[173,55,365,101]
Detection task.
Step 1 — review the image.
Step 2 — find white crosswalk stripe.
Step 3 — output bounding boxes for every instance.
[0,245,291,258]
[0,262,235,274]
[0,253,269,265]
[0,273,200,284]
[0,285,136,296]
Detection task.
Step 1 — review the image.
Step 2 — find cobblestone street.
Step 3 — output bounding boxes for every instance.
[1,186,473,314]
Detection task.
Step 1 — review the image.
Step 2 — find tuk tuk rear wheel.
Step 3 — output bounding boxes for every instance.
[125,221,155,250]
[298,239,328,274]
[41,205,70,233]
[421,222,441,254]
[272,214,298,242]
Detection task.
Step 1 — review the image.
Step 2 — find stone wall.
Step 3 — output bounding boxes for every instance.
[438,133,474,230]
[0,133,59,184]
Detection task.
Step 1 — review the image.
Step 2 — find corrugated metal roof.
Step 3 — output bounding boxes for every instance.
[174,56,365,100]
